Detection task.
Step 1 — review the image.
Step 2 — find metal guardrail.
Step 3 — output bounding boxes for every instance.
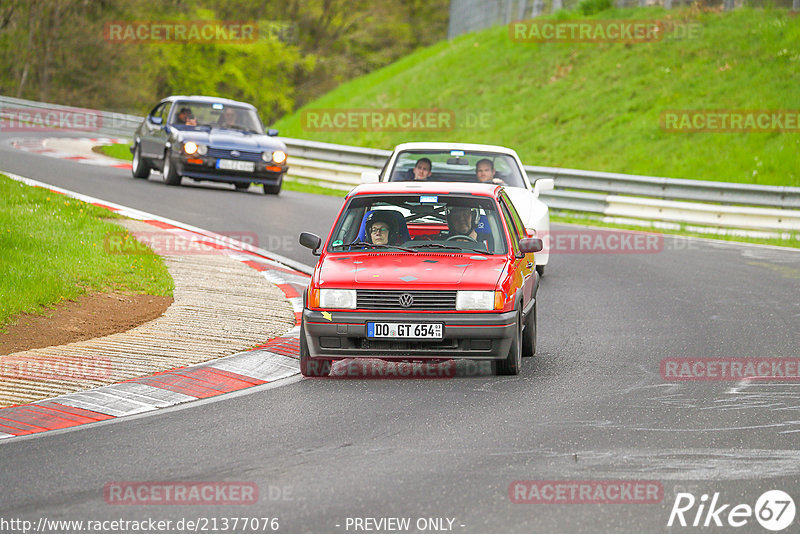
[3,95,800,234]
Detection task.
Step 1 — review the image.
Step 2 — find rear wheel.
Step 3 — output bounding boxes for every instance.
[162,151,181,186]
[536,264,545,276]
[496,311,522,375]
[522,300,537,357]
[131,144,150,179]
[299,320,331,377]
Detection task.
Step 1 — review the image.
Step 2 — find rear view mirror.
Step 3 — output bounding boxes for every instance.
[533,178,554,196]
[299,232,322,256]
[150,116,163,125]
[446,157,469,165]
[267,129,279,136]
[361,171,380,183]
[519,238,543,254]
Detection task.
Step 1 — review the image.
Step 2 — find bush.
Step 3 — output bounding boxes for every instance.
[577,0,613,15]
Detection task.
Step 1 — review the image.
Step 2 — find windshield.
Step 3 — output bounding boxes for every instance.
[170,101,264,134]
[327,194,508,255]
[387,149,528,188]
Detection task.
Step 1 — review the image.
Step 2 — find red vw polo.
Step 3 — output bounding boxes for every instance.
[298,182,543,377]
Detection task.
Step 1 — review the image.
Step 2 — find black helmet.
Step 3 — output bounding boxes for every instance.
[446,206,479,229]
[365,210,399,243]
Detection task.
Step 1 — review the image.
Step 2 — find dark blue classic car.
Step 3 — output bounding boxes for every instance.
[131,96,288,194]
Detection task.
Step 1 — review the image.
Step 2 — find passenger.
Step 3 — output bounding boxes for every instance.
[218,107,239,128]
[397,158,432,181]
[365,211,401,246]
[475,158,505,185]
[174,107,196,126]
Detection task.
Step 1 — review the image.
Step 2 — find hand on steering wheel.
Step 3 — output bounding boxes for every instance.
[446,234,478,243]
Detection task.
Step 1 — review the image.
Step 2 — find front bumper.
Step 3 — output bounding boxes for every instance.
[175,157,287,185]
[302,309,517,360]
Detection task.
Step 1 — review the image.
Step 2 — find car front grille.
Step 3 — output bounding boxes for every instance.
[207,148,262,162]
[357,290,457,310]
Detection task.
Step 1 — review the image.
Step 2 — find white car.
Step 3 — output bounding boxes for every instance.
[361,142,553,274]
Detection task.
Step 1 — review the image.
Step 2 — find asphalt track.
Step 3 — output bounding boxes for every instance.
[2,131,800,533]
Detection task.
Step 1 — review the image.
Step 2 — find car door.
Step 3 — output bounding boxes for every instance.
[140,101,171,160]
[499,192,535,313]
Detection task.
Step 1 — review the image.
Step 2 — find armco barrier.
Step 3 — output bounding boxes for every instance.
[3,95,800,234]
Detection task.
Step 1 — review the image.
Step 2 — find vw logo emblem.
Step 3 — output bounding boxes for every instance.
[231,150,240,158]
[398,293,414,308]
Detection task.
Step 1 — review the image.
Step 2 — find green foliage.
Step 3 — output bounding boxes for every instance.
[274,7,800,187]
[578,0,613,16]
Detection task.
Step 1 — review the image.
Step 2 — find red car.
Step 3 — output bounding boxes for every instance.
[298,182,543,377]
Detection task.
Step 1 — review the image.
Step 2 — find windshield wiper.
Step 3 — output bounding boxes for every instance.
[409,243,493,254]
[335,240,417,253]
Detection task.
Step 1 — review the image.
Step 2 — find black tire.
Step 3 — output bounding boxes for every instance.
[162,151,182,186]
[299,320,331,377]
[522,300,537,357]
[536,264,545,276]
[131,144,150,179]
[496,311,522,375]
[234,182,250,191]
[263,176,282,195]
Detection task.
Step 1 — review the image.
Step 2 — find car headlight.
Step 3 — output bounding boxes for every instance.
[183,141,198,155]
[197,144,207,155]
[262,151,273,162]
[319,289,356,309]
[272,150,287,164]
[456,291,496,311]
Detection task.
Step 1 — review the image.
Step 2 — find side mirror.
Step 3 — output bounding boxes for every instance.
[519,237,543,254]
[299,232,322,256]
[267,129,279,136]
[533,178,554,196]
[361,171,380,183]
[150,116,163,125]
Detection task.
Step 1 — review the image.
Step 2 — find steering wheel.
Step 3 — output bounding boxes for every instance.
[446,234,479,243]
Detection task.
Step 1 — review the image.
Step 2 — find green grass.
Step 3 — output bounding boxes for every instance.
[274,6,800,187]
[0,174,173,329]
[94,143,133,160]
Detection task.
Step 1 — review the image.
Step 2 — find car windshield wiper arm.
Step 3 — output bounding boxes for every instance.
[338,240,417,253]
[409,243,493,254]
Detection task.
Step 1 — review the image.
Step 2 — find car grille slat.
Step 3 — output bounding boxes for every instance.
[357,290,457,310]
[207,148,262,162]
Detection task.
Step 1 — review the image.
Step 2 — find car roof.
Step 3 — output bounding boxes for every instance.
[390,142,519,157]
[162,95,257,110]
[348,181,503,198]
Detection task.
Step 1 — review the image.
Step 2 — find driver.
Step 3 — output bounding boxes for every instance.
[445,206,479,241]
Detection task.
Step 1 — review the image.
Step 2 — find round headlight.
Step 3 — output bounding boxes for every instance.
[183,141,198,155]
[272,150,287,164]
[261,151,273,162]
[197,144,207,155]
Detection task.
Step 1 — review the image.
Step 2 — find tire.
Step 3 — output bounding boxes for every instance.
[522,300,537,357]
[536,264,545,276]
[234,182,250,191]
[496,311,522,375]
[299,320,331,377]
[263,176,282,195]
[131,144,150,179]
[162,151,182,186]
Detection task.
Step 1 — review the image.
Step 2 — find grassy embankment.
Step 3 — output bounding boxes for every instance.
[0,175,173,329]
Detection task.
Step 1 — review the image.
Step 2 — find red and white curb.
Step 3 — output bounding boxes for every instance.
[9,137,132,169]
[0,173,310,440]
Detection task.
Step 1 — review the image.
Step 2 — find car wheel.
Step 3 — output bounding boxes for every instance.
[299,320,331,377]
[162,151,182,186]
[522,300,536,357]
[131,144,150,179]
[496,311,522,375]
[263,176,282,195]
[234,182,250,191]
[536,264,545,276]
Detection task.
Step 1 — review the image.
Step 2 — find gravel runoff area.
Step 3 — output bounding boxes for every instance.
[0,219,296,407]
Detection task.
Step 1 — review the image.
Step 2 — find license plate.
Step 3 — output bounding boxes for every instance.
[216,159,255,172]
[367,322,443,339]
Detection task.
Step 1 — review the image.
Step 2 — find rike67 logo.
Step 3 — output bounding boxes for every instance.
[668,490,796,531]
